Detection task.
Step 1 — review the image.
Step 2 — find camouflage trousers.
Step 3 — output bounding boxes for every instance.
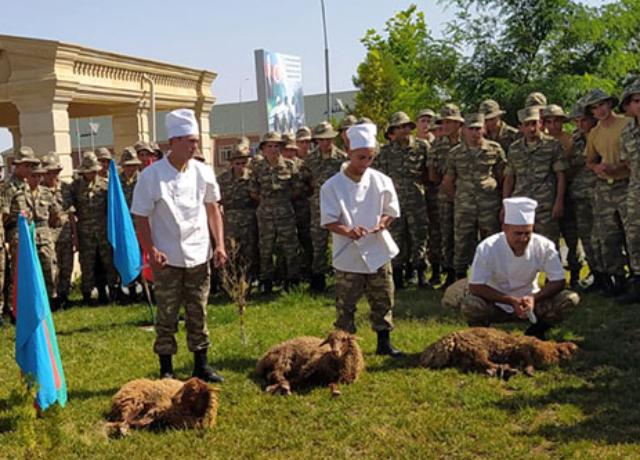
[310,208,331,275]
[78,229,116,294]
[573,196,600,273]
[54,223,74,296]
[559,194,580,271]
[533,202,560,246]
[334,262,394,333]
[224,210,258,278]
[293,198,313,276]
[0,243,5,314]
[425,185,441,266]
[153,262,211,355]
[438,193,454,270]
[453,196,501,274]
[8,233,57,300]
[389,196,428,269]
[445,279,579,326]
[257,214,301,282]
[625,186,640,274]
[592,179,628,276]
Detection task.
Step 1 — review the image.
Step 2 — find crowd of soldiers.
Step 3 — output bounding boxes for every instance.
[2,80,640,328]
[217,81,640,307]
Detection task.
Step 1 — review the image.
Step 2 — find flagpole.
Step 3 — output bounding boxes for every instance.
[140,276,155,325]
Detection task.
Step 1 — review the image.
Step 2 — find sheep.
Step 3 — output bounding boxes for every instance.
[420,327,578,380]
[105,377,219,438]
[255,330,364,396]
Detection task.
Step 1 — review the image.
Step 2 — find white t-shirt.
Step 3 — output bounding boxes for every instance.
[320,167,400,274]
[469,232,564,299]
[131,157,220,268]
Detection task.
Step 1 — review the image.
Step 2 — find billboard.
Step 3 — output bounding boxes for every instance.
[255,50,305,133]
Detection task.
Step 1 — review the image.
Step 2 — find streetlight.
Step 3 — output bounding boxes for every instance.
[239,77,250,137]
[321,0,332,121]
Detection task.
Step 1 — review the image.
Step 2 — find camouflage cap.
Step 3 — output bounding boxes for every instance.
[32,164,47,174]
[259,131,283,147]
[525,92,548,109]
[417,108,436,119]
[357,116,373,125]
[464,113,485,128]
[120,147,142,166]
[41,152,63,171]
[133,140,153,153]
[568,101,586,119]
[229,144,251,161]
[619,80,640,111]
[429,116,442,131]
[388,111,416,129]
[517,106,540,123]
[583,88,619,110]
[95,147,112,161]
[440,103,464,122]
[541,104,568,120]
[339,115,357,131]
[479,99,506,119]
[13,146,40,164]
[312,121,339,139]
[295,126,312,141]
[75,151,101,173]
[281,132,298,150]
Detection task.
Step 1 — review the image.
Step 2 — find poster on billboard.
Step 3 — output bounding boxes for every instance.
[255,49,305,133]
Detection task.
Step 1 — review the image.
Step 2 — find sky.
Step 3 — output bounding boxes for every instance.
[0,0,612,150]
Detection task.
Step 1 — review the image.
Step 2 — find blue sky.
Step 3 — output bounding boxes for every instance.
[0,0,611,150]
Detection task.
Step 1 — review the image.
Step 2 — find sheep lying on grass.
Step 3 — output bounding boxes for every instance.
[105,377,218,437]
[420,327,578,380]
[255,330,364,396]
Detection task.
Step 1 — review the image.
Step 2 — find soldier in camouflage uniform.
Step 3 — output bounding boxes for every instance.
[416,109,436,144]
[443,113,506,278]
[295,126,313,161]
[134,141,155,170]
[281,133,313,278]
[249,132,303,293]
[40,153,73,308]
[119,147,141,207]
[217,145,258,280]
[479,99,519,154]
[339,115,357,149]
[68,152,117,305]
[616,81,640,303]
[306,122,348,292]
[427,104,464,288]
[566,99,601,292]
[503,106,567,244]
[585,89,631,296]
[373,111,429,288]
[96,147,112,179]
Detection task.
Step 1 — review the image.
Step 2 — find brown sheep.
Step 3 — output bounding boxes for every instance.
[255,330,364,396]
[420,327,578,380]
[105,377,219,438]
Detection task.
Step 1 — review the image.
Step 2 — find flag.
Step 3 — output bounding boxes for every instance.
[15,214,67,410]
[107,159,142,285]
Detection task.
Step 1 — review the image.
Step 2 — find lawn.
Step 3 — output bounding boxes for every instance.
[1,282,640,459]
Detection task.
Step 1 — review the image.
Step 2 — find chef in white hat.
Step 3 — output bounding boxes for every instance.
[445,197,580,340]
[320,123,404,357]
[131,108,227,383]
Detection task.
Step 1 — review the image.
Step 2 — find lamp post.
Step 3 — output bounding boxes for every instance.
[321,0,332,121]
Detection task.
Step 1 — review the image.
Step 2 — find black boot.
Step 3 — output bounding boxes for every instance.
[524,320,551,341]
[417,269,428,288]
[441,268,456,289]
[392,268,405,290]
[50,297,60,312]
[82,291,93,306]
[58,292,70,310]
[569,268,581,289]
[97,286,109,305]
[159,354,175,379]
[428,263,441,287]
[616,275,640,305]
[284,278,300,292]
[375,330,404,358]
[583,271,606,293]
[604,274,626,297]
[310,274,326,293]
[261,280,273,295]
[404,263,415,284]
[128,286,139,305]
[192,350,224,383]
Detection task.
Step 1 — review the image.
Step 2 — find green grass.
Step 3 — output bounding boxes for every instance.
[1,282,640,459]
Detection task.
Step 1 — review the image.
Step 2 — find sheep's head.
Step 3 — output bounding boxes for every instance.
[527,340,578,367]
[169,377,219,429]
[556,341,578,360]
[320,330,358,359]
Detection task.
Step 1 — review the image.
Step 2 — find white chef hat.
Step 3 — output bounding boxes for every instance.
[503,197,538,225]
[346,123,377,150]
[165,109,199,139]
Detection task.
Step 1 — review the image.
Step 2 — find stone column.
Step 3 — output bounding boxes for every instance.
[15,99,74,178]
[195,97,214,170]
[112,104,150,156]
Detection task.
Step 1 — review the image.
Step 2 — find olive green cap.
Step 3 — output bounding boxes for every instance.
[74,151,101,173]
[388,111,416,129]
[312,122,339,139]
[120,147,143,166]
[13,146,40,164]
[295,126,312,141]
[259,131,283,147]
[95,147,112,160]
[479,99,506,119]
[417,108,436,120]
[541,104,568,120]
[583,88,619,111]
[41,152,63,171]
[517,106,540,123]
[281,132,298,150]
[439,103,464,122]
[339,115,357,131]
[620,80,640,111]
[525,92,548,109]
[464,113,485,128]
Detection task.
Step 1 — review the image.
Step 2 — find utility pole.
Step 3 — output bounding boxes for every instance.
[321,0,332,121]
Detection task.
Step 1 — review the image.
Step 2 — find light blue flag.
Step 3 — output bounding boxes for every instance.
[107,159,142,285]
[15,214,67,410]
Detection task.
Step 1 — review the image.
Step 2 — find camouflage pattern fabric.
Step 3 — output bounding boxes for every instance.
[620,120,640,273]
[119,170,138,208]
[334,262,395,333]
[305,145,348,275]
[445,139,505,273]
[373,136,429,269]
[592,179,628,276]
[49,181,74,296]
[504,133,567,243]
[152,263,211,355]
[290,156,313,276]
[425,185,441,266]
[486,121,519,154]
[250,155,303,281]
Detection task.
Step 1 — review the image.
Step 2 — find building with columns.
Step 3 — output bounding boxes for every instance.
[0,34,216,177]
